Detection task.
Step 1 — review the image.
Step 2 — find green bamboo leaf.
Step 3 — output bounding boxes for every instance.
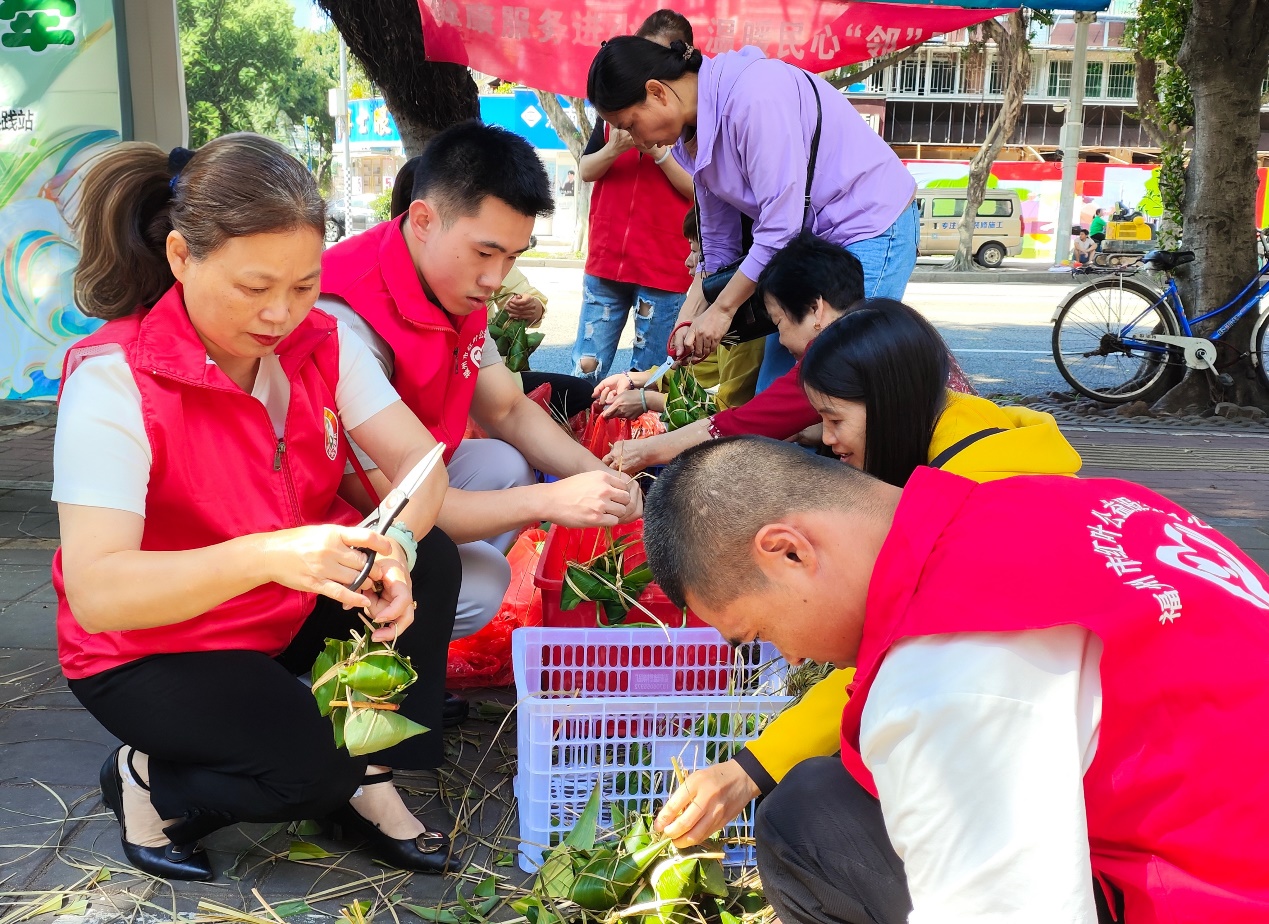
[565,785,603,850]
[332,704,347,750]
[288,840,333,860]
[401,906,461,924]
[526,332,545,349]
[339,651,416,698]
[343,706,428,756]
[474,875,497,899]
[63,899,89,917]
[312,638,345,716]
[273,900,315,918]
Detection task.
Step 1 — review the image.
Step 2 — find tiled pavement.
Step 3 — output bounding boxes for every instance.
[2,405,1268,922]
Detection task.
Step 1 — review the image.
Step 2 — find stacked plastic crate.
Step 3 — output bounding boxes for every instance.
[512,626,791,873]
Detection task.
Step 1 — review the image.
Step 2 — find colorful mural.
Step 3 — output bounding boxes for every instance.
[0,0,120,399]
[904,159,1269,262]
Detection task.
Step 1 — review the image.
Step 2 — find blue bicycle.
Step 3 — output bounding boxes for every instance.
[1051,228,1269,404]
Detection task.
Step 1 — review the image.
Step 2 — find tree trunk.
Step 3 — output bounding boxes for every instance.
[945,12,1030,272]
[535,91,593,253]
[316,0,480,157]
[1152,0,1269,412]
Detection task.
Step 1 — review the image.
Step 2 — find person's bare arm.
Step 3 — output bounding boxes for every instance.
[579,129,635,182]
[647,144,694,199]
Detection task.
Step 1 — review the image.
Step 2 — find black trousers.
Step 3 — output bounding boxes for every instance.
[757,757,1124,924]
[69,527,460,842]
[520,370,595,421]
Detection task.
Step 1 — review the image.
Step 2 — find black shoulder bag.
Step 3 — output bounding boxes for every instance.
[699,71,823,346]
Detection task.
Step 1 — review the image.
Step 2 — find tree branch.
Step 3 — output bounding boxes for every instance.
[825,45,922,89]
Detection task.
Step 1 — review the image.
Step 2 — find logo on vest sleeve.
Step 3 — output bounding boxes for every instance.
[466,333,485,377]
[323,408,339,460]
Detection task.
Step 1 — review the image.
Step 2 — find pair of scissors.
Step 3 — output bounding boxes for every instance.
[641,320,696,390]
[346,442,447,590]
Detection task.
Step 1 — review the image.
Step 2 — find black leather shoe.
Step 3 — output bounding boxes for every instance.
[99,747,213,881]
[443,692,469,728]
[330,771,458,873]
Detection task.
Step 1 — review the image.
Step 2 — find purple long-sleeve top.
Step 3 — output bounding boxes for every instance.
[674,47,916,281]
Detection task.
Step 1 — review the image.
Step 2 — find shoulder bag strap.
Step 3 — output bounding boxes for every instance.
[928,427,1005,470]
[801,70,823,227]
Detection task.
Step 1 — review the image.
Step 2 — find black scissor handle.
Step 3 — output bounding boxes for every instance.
[347,547,378,592]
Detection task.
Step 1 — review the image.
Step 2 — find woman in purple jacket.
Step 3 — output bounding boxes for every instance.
[587,36,918,381]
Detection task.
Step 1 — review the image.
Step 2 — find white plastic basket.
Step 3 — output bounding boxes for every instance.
[512,628,792,873]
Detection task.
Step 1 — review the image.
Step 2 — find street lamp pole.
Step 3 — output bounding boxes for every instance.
[339,34,352,209]
[1054,11,1095,266]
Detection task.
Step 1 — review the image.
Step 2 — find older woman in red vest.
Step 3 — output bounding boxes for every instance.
[54,135,460,881]
[571,10,696,383]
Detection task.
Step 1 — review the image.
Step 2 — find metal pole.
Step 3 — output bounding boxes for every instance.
[339,34,352,210]
[1054,12,1094,266]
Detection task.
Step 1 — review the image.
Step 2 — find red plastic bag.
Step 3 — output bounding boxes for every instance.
[445,527,547,688]
[572,402,634,459]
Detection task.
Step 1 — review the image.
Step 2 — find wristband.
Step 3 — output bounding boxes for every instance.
[384,522,419,571]
[654,148,672,165]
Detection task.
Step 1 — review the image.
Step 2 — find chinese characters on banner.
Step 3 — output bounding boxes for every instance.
[415,0,1011,98]
[1,0,77,52]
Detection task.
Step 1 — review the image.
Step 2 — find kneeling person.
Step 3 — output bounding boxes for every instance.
[644,438,1269,923]
[321,122,641,643]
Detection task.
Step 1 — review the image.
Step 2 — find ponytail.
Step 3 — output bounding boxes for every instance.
[73,133,325,320]
[389,155,422,219]
[587,35,703,113]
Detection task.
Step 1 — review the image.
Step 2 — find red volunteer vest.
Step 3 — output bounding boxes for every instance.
[53,285,359,679]
[586,125,693,294]
[840,468,1269,923]
[321,219,485,463]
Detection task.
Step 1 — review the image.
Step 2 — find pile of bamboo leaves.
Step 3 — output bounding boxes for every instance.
[560,530,657,626]
[518,788,765,924]
[488,309,545,374]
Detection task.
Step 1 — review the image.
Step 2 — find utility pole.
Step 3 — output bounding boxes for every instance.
[339,34,352,209]
[1053,11,1095,266]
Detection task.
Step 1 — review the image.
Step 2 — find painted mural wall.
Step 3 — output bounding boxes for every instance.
[0,0,120,400]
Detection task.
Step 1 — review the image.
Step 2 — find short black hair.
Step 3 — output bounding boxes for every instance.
[800,298,950,488]
[644,436,884,610]
[409,121,553,221]
[588,36,703,113]
[683,206,698,243]
[756,231,866,323]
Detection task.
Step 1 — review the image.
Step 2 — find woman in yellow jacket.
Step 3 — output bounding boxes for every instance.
[662,296,1082,844]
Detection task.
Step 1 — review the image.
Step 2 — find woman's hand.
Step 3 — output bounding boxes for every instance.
[601,389,664,419]
[788,423,824,447]
[607,128,637,155]
[593,370,649,405]
[603,437,668,474]
[654,759,762,847]
[360,538,414,643]
[684,304,733,360]
[504,293,545,323]
[262,525,403,612]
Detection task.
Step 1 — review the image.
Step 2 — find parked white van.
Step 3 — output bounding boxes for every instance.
[915,188,1025,268]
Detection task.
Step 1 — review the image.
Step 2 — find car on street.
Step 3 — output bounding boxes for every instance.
[325,193,380,242]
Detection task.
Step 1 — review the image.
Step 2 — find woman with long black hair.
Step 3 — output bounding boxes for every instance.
[587,35,918,389]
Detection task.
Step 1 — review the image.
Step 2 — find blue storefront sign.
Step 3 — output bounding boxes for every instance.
[345,92,586,151]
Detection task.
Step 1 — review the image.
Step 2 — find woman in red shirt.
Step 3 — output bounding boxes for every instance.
[55,135,458,880]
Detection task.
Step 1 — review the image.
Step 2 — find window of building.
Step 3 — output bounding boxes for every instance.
[1084,61,1104,98]
[929,55,955,94]
[977,198,1014,217]
[988,58,1003,94]
[1048,60,1072,97]
[899,56,925,94]
[1107,61,1136,98]
[931,197,966,218]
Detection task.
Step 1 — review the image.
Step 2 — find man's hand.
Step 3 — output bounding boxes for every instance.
[654,759,761,847]
[602,437,667,475]
[684,305,733,360]
[504,293,545,323]
[540,470,633,528]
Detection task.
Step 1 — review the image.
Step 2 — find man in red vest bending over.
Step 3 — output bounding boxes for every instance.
[321,122,641,650]
[644,437,1269,924]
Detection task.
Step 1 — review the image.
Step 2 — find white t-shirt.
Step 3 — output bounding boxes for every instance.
[52,322,401,517]
[860,626,1104,923]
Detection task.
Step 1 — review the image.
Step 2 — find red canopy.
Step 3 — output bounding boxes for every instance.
[417,0,1013,98]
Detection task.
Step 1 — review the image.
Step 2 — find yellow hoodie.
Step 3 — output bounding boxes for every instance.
[735,391,1082,791]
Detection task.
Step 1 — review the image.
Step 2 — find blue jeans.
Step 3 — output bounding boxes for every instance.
[571,275,685,383]
[755,201,920,393]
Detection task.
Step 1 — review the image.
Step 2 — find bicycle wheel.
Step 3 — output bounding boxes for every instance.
[1052,276,1183,404]
[1253,309,1269,393]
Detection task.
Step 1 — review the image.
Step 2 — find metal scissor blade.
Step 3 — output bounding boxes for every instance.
[641,356,679,391]
[359,442,447,534]
[396,442,447,500]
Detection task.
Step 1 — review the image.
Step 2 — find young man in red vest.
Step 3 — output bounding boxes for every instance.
[321,123,642,656]
[644,437,1269,924]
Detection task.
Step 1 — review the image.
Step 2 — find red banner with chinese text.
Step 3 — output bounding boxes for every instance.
[417,0,1013,98]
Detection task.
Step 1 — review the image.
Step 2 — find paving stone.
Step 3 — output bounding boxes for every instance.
[0,600,58,651]
[0,707,119,786]
[0,549,56,606]
[0,781,98,887]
